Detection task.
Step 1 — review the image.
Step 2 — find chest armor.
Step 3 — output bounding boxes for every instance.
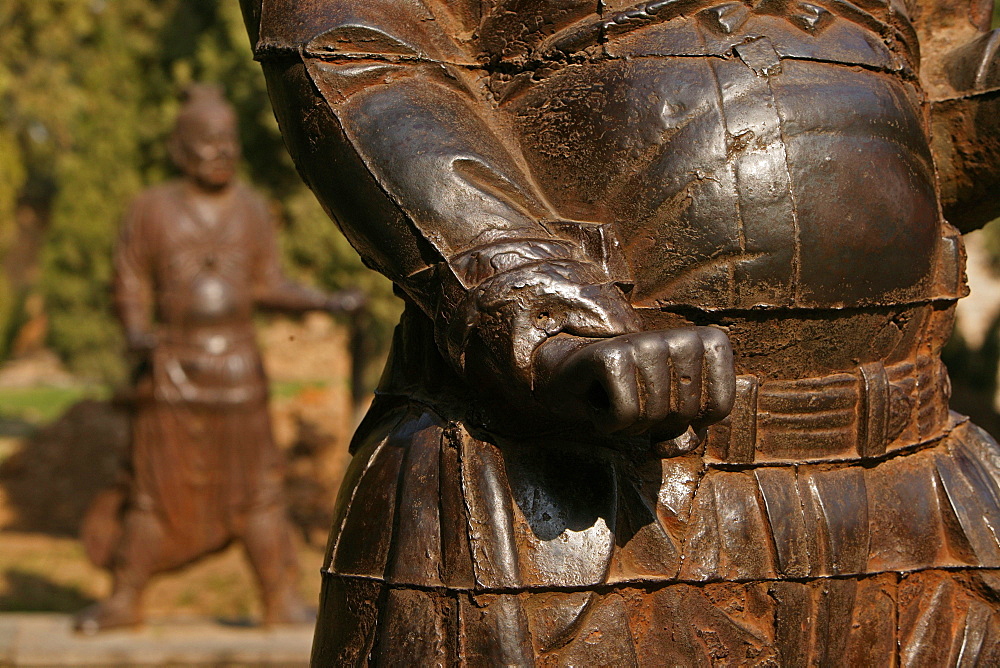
[482,0,959,310]
[155,204,255,328]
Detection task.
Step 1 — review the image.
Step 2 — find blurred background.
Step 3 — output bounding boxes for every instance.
[0,0,996,631]
[0,0,402,624]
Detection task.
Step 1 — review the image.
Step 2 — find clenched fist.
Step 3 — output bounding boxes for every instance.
[534,327,736,442]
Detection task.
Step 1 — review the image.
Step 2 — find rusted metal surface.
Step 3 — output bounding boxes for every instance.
[74,86,363,633]
[241,1,1000,664]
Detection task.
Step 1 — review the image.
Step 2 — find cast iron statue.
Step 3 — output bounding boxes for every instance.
[75,85,364,632]
[241,0,1000,664]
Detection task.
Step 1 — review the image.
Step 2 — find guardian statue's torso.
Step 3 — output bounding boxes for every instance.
[243,1,1000,664]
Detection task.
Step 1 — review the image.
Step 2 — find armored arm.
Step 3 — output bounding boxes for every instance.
[240,0,734,438]
[240,1,637,382]
[113,197,157,354]
[248,192,357,313]
[914,0,1000,231]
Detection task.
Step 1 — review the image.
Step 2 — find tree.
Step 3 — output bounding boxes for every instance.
[0,0,397,383]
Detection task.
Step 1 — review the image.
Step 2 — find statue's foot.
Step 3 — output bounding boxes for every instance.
[73,595,142,635]
[263,590,315,626]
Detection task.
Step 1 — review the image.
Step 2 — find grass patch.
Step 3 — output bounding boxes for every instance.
[0,386,110,426]
[270,380,330,400]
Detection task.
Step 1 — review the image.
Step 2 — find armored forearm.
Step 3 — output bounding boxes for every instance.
[250,198,352,313]
[253,278,336,313]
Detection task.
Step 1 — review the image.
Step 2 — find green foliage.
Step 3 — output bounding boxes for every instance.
[0,81,27,361]
[0,0,398,383]
[0,385,109,426]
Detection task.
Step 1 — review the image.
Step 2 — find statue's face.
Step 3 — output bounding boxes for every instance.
[173,109,240,190]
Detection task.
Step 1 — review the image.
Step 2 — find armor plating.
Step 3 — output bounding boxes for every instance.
[242,0,1000,664]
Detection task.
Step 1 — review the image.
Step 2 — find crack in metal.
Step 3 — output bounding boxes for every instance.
[323,562,1000,595]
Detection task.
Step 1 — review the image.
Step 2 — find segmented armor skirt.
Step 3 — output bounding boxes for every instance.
[314,402,1000,666]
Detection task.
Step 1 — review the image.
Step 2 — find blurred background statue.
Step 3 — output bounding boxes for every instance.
[73,85,364,633]
[242,0,1000,665]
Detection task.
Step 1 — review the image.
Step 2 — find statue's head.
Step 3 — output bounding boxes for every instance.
[169,84,240,190]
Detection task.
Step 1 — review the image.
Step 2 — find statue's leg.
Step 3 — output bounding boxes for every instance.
[242,501,312,625]
[233,397,312,625]
[74,400,235,632]
[73,507,167,633]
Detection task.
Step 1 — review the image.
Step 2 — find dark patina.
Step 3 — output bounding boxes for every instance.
[242,1,1000,664]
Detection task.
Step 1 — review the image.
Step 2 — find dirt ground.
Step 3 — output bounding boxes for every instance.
[0,313,360,622]
[0,531,324,621]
